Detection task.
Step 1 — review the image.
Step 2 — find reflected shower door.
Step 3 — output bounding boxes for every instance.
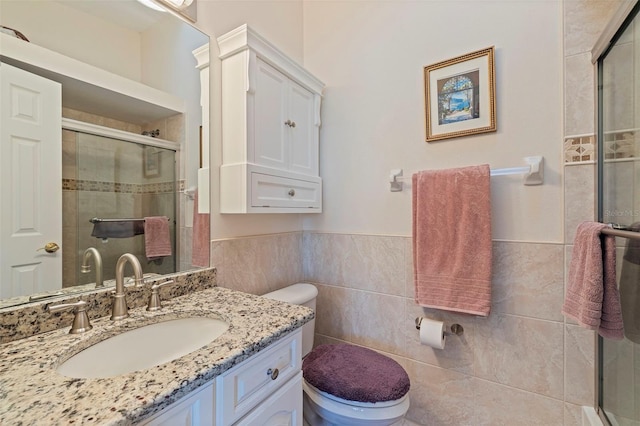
[63,131,176,286]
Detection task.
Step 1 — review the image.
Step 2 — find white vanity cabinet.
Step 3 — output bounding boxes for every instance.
[139,329,302,426]
[217,24,325,213]
[140,383,215,426]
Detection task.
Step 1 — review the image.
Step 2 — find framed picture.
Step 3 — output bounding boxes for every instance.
[143,146,160,177]
[424,46,496,142]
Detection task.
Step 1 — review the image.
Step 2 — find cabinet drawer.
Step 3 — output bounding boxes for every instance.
[216,330,302,425]
[250,173,321,209]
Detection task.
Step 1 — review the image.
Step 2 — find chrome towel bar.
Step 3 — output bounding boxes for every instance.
[90,217,169,223]
[389,156,544,192]
[601,226,640,240]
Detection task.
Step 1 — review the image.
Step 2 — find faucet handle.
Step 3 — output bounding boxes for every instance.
[147,280,175,311]
[48,300,93,334]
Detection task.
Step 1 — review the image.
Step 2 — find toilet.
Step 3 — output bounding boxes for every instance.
[263,283,410,426]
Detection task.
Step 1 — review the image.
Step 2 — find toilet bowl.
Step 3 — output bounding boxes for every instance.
[262,283,410,426]
[303,380,410,426]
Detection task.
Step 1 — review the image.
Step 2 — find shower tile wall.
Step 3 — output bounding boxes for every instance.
[61,108,187,287]
[563,1,628,425]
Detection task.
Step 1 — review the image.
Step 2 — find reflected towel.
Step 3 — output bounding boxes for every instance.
[562,222,623,340]
[91,221,144,239]
[144,216,172,260]
[620,222,640,342]
[192,191,210,267]
[412,164,492,316]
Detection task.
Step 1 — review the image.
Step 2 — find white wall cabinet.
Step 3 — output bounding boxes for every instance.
[139,329,302,426]
[218,24,324,213]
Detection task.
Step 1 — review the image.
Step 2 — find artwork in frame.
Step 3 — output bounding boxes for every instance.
[424,46,496,142]
[143,146,161,178]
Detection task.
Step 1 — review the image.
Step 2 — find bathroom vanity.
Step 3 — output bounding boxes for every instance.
[0,285,313,425]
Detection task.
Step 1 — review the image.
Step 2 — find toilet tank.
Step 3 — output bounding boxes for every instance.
[262,283,317,357]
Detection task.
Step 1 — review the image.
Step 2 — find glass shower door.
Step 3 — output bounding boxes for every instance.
[598,4,640,424]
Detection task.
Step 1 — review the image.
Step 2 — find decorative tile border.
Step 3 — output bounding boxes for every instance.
[603,130,636,160]
[565,130,640,164]
[564,134,595,163]
[62,178,175,194]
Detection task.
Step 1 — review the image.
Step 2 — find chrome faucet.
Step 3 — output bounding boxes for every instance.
[111,253,143,321]
[80,247,103,288]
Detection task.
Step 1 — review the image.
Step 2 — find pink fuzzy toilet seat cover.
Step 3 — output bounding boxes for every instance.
[302,344,410,403]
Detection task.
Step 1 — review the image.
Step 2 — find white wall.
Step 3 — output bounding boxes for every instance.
[302,0,564,242]
[1,0,143,81]
[141,16,208,190]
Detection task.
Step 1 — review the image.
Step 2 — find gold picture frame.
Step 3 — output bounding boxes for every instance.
[424,46,496,142]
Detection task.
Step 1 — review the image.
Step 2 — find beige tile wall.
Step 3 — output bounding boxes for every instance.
[210,232,304,296]
[302,233,572,425]
[211,230,586,424]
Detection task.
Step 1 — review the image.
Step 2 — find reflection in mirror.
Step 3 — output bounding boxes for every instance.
[0,0,210,308]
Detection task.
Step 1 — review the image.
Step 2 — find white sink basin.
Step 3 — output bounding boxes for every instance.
[57,317,229,379]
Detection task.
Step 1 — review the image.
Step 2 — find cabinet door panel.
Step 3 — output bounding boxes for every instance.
[235,372,303,426]
[288,81,317,176]
[140,382,214,426]
[254,59,288,170]
[217,330,301,425]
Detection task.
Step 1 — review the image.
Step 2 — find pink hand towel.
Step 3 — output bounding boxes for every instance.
[412,164,492,316]
[192,191,210,268]
[562,221,623,340]
[144,216,172,260]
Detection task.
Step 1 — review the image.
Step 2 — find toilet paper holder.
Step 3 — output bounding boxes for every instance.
[415,317,464,336]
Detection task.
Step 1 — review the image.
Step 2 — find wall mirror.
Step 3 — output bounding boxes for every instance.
[0,0,210,308]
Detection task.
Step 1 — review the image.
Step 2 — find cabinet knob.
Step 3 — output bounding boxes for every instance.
[288,189,295,197]
[284,120,296,128]
[290,121,296,128]
[267,368,279,380]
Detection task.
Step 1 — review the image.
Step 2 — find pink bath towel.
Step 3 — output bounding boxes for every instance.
[562,222,623,340]
[144,216,172,260]
[192,191,210,267]
[412,164,492,316]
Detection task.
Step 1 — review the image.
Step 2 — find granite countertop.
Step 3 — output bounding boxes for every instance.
[0,286,314,425]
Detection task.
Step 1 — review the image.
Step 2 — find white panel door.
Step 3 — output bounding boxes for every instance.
[287,81,317,177]
[254,59,288,170]
[0,63,62,299]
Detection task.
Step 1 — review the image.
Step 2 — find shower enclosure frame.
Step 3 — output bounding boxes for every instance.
[595,1,640,424]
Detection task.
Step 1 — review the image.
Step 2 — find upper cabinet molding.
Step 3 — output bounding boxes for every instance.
[217,24,325,96]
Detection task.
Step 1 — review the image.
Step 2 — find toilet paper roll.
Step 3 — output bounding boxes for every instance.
[419,318,446,349]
